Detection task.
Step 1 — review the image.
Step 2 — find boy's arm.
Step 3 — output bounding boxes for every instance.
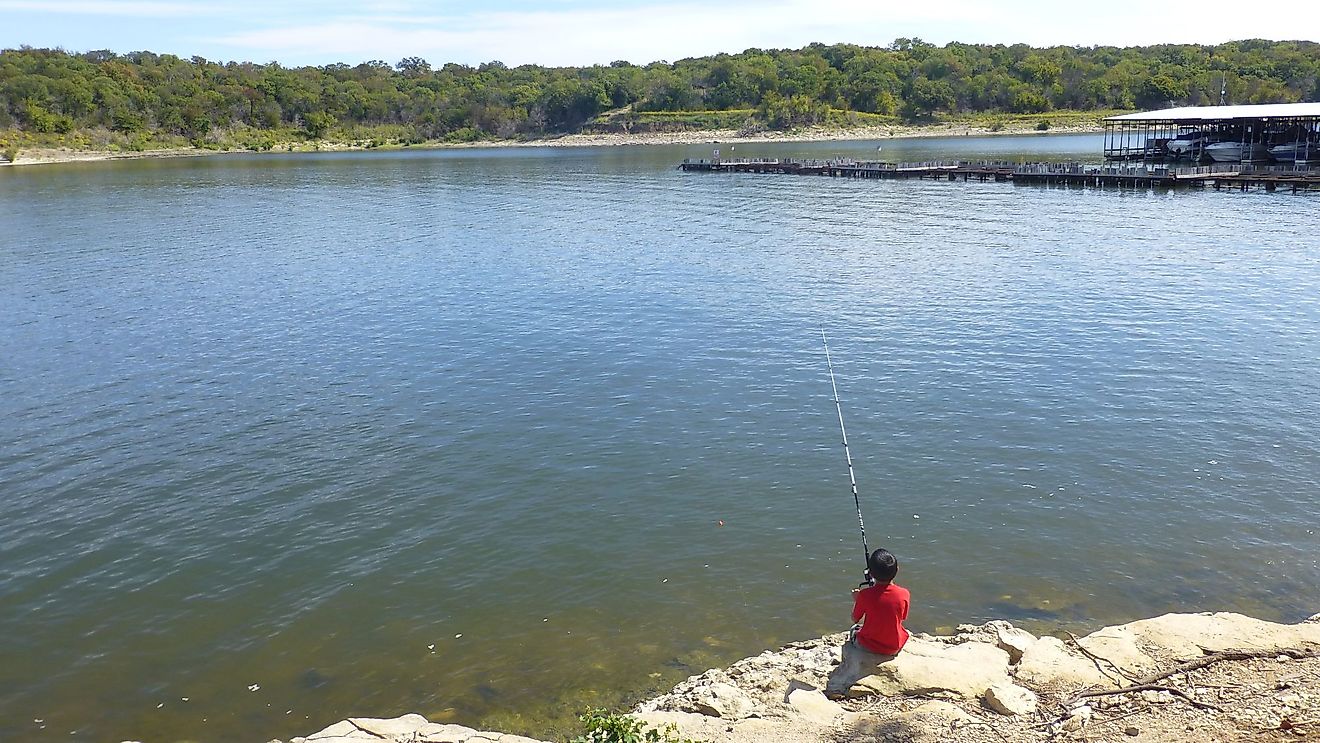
[851,591,865,623]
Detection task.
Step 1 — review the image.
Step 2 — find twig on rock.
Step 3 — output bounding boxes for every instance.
[1069,646,1316,704]
[1053,647,1316,717]
[1070,683,1220,711]
[1039,651,1316,740]
[1065,631,1136,685]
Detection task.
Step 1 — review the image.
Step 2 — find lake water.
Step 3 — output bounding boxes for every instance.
[2,134,1318,742]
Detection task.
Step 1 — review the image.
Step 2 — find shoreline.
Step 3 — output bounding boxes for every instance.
[0,122,1102,169]
[280,609,1319,743]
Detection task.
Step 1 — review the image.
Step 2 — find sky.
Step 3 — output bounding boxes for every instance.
[2,0,1318,68]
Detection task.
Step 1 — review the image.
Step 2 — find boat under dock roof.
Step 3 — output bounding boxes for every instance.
[1103,102,1320,162]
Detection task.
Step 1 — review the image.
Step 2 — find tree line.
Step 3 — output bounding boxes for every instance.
[2,39,1317,144]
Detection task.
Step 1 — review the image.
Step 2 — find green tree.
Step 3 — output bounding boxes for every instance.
[301,110,335,138]
[903,77,956,119]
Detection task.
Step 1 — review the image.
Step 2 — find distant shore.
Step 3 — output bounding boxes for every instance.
[527,120,1101,148]
[0,121,1102,168]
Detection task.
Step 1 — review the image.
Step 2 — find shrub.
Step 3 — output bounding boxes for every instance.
[444,126,482,143]
[570,709,698,743]
[111,109,147,134]
[302,111,335,139]
[2,145,17,163]
[237,130,278,151]
[1035,120,1052,130]
[22,101,74,134]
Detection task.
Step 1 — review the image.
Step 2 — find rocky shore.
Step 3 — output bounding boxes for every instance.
[1,121,1101,168]
[276,611,1319,743]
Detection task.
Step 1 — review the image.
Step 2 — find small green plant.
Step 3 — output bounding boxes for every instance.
[1035,120,1052,131]
[570,709,700,743]
[2,145,17,163]
[236,129,278,151]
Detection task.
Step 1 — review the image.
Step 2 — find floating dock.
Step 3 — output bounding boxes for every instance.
[677,158,1320,192]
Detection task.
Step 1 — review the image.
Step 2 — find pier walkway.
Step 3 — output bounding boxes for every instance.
[678,158,1320,192]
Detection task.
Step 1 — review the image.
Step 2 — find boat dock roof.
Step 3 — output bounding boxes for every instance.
[1106,103,1320,122]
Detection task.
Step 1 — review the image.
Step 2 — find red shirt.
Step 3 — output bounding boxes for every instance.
[852,582,910,655]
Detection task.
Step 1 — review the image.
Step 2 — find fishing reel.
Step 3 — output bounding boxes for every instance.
[858,570,875,589]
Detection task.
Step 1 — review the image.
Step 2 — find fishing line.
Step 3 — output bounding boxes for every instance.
[822,330,873,587]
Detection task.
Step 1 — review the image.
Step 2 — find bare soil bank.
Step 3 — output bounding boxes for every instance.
[1,121,1101,168]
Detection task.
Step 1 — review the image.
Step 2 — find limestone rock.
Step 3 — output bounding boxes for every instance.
[786,687,842,723]
[415,722,481,742]
[1305,613,1320,624]
[941,621,1036,663]
[1014,636,1118,689]
[301,717,550,743]
[984,683,1038,716]
[996,627,1037,664]
[1076,624,1158,678]
[306,721,363,740]
[629,711,711,735]
[853,636,1011,698]
[1061,704,1093,731]
[689,681,757,719]
[947,620,1018,646]
[1124,612,1320,656]
[348,714,430,738]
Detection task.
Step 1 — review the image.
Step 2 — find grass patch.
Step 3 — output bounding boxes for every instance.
[586,109,756,132]
[937,109,1129,129]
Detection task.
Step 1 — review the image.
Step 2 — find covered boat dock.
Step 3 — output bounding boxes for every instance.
[678,157,1320,191]
[1103,102,1320,165]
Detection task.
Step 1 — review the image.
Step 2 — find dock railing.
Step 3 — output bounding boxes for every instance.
[680,157,1320,184]
[1167,164,1241,178]
[1241,162,1320,175]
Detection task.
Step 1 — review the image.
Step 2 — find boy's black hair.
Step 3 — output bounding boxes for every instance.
[868,548,899,584]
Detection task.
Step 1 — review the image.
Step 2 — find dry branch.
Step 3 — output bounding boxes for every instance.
[1065,631,1136,685]
[1071,646,1315,703]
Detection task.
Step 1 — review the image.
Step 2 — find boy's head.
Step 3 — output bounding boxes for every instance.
[868,548,899,584]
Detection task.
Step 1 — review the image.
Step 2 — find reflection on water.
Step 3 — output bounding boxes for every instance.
[1,135,1318,741]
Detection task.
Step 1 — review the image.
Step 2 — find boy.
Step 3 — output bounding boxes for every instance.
[824,548,910,699]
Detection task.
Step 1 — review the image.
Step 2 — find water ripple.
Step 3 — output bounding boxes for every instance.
[1,138,1318,742]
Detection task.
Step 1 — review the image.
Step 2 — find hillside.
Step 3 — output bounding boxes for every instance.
[1,39,1317,154]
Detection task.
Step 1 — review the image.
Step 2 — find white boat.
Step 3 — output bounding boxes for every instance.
[1166,131,1220,157]
[1268,141,1318,162]
[1204,141,1271,163]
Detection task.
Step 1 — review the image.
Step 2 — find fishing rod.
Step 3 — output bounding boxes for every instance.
[822,330,873,588]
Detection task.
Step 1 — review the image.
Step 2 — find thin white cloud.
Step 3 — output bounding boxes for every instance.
[0,0,216,16]
[196,0,1320,67]
[214,0,991,66]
